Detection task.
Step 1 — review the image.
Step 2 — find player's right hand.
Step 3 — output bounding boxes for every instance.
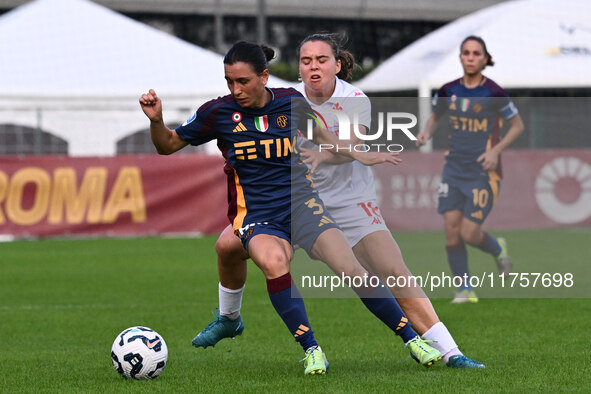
[139,89,163,122]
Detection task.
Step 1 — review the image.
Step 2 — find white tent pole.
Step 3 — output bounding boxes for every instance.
[214,0,224,53]
[418,81,433,153]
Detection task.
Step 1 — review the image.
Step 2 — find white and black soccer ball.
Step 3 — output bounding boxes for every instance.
[111,326,168,380]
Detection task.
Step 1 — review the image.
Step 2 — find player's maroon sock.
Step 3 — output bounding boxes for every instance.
[267,273,317,350]
[476,232,502,256]
[446,242,470,287]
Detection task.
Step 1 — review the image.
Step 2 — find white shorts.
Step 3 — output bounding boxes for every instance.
[327,200,389,247]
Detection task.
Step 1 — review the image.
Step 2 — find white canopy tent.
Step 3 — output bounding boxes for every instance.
[357,0,591,151]
[0,0,288,155]
[358,0,591,97]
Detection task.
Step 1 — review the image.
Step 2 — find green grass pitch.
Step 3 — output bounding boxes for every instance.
[1,229,590,393]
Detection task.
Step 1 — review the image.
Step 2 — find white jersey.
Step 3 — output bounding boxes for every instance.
[295,77,378,210]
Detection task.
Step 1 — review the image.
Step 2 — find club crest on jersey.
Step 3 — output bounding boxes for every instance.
[276,114,289,128]
[232,112,242,122]
[182,112,197,126]
[254,115,269,132]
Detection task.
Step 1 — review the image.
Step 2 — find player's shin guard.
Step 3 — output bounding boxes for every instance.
[354,277,417,343]
[476,232,502,256]
[446,242,470,287]
[267,273,317,351]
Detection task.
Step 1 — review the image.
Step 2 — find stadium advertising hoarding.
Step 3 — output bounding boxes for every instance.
[0,154,227,239]
[373,150,591,231]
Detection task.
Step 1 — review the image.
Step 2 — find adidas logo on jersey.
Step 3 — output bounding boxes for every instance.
[233,122,247,133]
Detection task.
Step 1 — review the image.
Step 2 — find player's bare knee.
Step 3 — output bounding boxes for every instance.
[215,235,242,260]
[460,227,481,246]
[338,262,367,279]
[445,227,462,245]
[257,250,290,279]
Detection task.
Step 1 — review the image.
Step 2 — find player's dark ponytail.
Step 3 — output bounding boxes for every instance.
[224,41,276,75]
[461,35,495,68]
[298,33,358,81]
[337,51,355,81]
[259,45,276,64]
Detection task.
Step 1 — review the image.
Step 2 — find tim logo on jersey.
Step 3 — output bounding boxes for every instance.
[233,136,297,161]
[448,96,489,132]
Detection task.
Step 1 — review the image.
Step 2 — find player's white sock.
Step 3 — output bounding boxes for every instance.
[219,282,244,320]
[421,321,462,364]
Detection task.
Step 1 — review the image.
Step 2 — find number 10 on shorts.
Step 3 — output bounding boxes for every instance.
[471,188,489,208]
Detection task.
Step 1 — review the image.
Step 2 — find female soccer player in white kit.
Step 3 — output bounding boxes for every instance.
[196,34,485,368]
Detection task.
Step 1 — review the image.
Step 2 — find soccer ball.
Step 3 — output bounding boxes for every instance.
[111,326,168,380]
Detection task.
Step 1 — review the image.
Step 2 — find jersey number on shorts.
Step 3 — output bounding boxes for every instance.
[438,182,449,198]
[471,188,489,208]
[305,198,334,227]
[358,202,383,224]
[305,198,324,215]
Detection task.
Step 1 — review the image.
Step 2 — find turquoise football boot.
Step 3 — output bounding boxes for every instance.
[192,309,244,349]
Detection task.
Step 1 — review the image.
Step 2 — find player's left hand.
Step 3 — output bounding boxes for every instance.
[477,151,499,171]
[354,151,402,166]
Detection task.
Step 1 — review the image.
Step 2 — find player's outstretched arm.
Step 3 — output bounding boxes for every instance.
[416,113,439,146]
[311,125,401,166]
[139,89,188,155]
